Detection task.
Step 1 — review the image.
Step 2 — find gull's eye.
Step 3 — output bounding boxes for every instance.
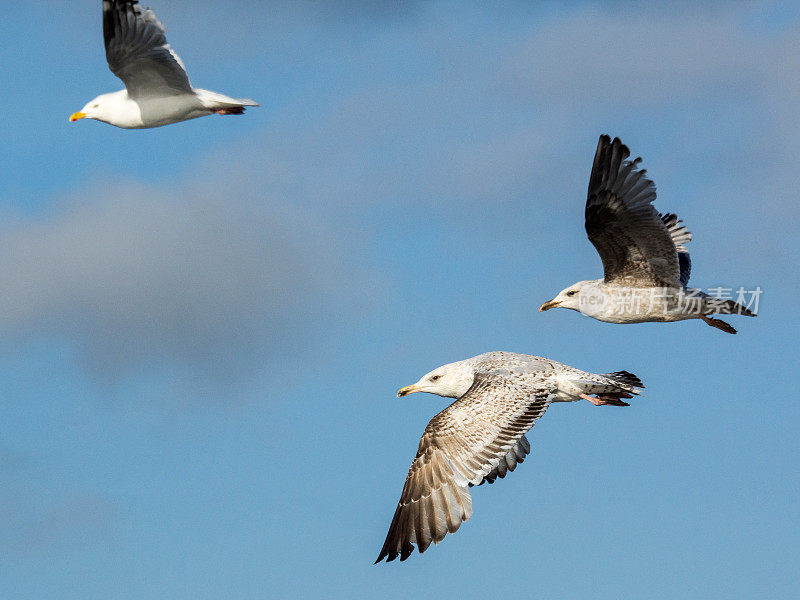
[430,375,441,381]
[566,290,577,297]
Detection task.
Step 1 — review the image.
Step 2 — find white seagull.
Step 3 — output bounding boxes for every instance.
[375,351,643,563]
[539,135,756,333]
[70,0,258,129]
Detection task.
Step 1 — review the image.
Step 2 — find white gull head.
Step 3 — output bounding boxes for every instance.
[397,359,476,399]
[70,90,142,128]
[539,279,609,316]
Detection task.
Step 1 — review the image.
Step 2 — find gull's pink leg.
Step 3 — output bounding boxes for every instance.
[215,107,246,116]
[580,393,606,406]
[580,392,631,407]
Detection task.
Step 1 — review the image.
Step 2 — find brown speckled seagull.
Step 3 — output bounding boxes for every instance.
[539,135,756,333]
[374,351,643,563]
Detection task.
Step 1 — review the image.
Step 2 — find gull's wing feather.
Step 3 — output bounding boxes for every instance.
[375,371,554,563]
[479,435,531,485]
[103,0,192,98]
[585,135,688,287]
[660,212,692,286]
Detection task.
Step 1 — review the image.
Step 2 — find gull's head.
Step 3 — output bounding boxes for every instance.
[539,280,598,313]
[70,92,122,124]
[397,360,475,399]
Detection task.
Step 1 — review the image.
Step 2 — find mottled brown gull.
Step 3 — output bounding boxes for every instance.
[374,351,643,563]
[539,135,756,333]
[70,0,258,129]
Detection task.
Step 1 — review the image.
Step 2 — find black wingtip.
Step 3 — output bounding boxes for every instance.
[374,545,411,564]
[596,134,632,161]
[590,134,632,193]
[374,545,394,564]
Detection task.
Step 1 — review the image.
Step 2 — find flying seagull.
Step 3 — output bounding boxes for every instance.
[539,135,756,333]
[70,0,258,128]
[375,351,642,563]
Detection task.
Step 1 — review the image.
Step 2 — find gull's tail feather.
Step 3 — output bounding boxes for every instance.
[603,370,644,390]
[195,89,260,112]
[574,371,643,407]
[710,298,757,318]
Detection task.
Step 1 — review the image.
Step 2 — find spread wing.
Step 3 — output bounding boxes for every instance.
[375,371,555,563]
[103,0,193,98]
[585,135,690,287]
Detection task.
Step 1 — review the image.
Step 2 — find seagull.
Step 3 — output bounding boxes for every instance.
[70,0,258,129]
[374,351,643,563]
[539,135,756,333]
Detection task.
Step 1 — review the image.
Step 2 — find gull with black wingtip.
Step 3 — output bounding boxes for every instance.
[539,135,756,333]
[70,0,258,129]
[375,351,643,563]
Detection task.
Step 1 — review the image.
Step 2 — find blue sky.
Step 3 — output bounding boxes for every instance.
[1,1,798,598]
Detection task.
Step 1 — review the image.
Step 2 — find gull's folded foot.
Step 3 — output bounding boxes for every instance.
[215,106,246,116]
[580,393,605,406]
[701,314,737,334]
[580,393,630,407]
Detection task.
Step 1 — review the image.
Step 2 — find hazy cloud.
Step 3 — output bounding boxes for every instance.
[0,492,114,557]
[0,174,369,386]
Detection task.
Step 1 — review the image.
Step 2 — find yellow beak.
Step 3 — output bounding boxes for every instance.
[397,384,423,397]
[539,299,561,312]
[69,112,86,122]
